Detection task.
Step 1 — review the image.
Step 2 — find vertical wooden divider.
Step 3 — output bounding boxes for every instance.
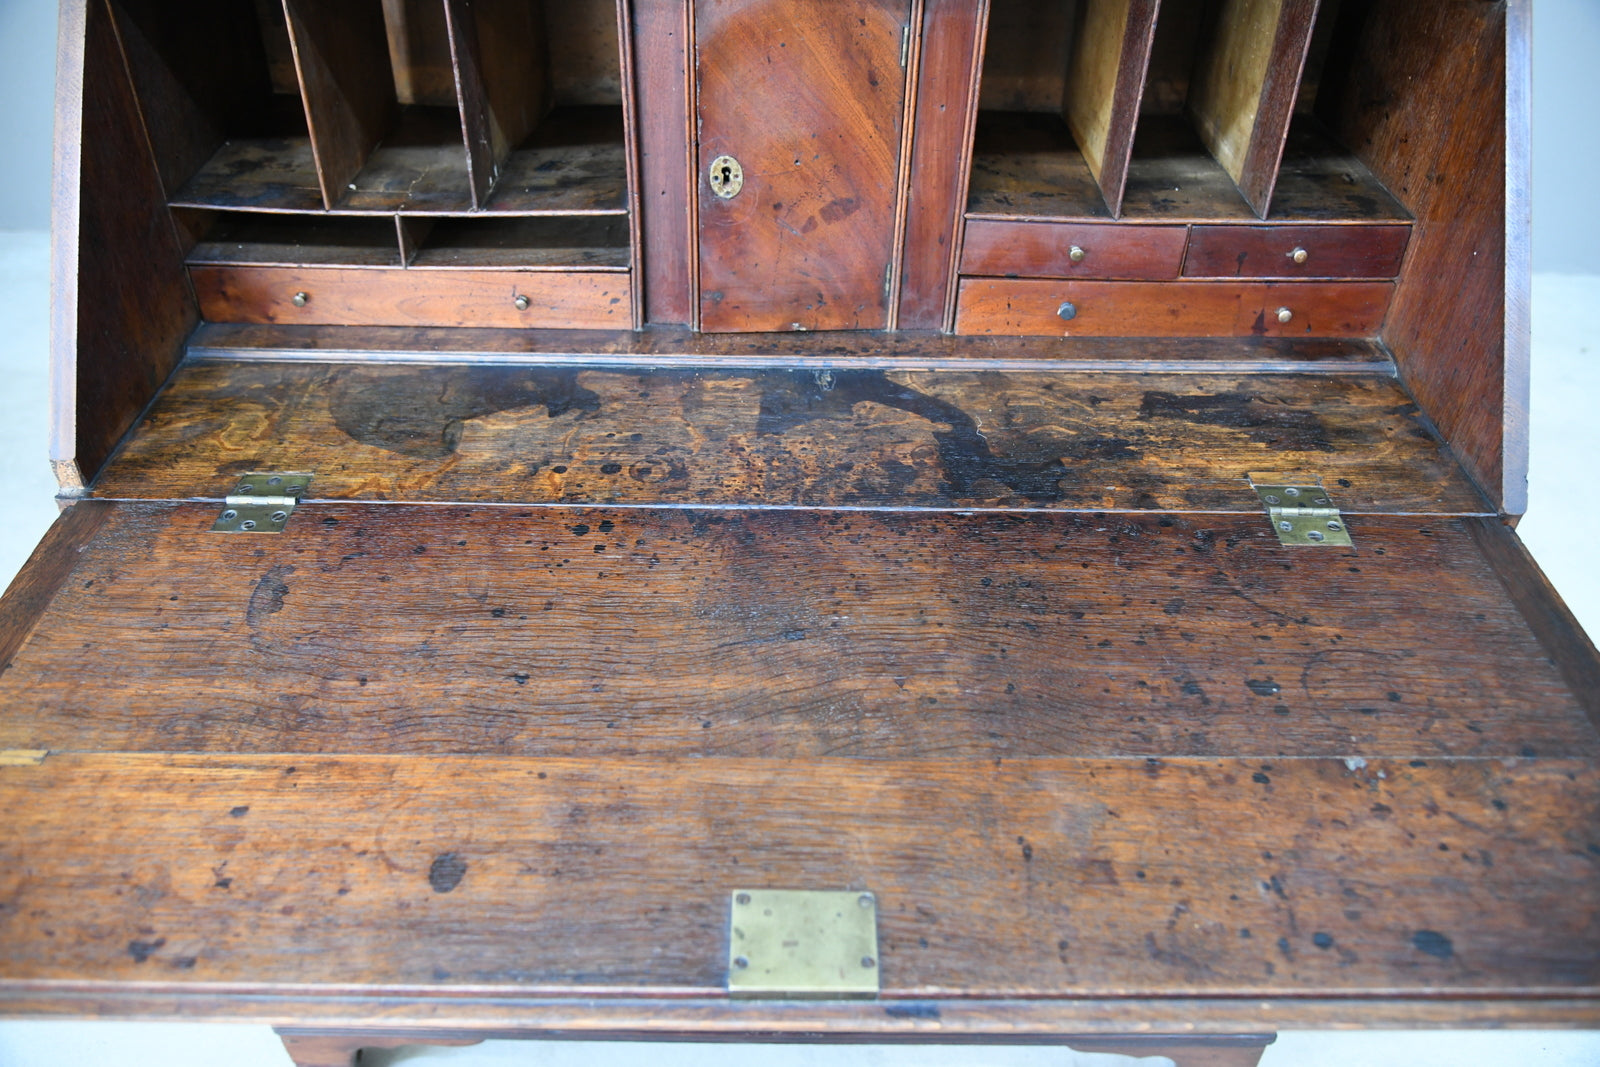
[1188,0,1320,217]
[632,0,694,325]
[1063,0,1161,217]
[382,0,457,105]
[444,0,550,210]
[395,215,433,264]
[281,0,398,209]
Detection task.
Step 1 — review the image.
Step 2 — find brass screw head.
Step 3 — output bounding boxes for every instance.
[1276,307,1293,324]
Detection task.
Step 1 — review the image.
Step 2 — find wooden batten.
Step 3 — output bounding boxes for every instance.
[281,0,398,209]
[1188,0,1321,217]
[1062,0,1160,216]
[444,0,552,209]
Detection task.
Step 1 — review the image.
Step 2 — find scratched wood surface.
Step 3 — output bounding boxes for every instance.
[88,361,1483,512]
[0,503,1592,761]
[0,748,1595,1003]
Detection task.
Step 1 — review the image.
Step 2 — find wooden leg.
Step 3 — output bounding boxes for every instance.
[1067,1033,1277,1067]
[274,1029,483,1067]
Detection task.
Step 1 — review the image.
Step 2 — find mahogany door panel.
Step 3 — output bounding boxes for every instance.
[695,0,912,332]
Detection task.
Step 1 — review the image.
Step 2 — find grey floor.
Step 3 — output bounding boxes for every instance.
[0,232,1597,1063]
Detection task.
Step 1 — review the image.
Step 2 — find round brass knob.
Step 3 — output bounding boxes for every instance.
[1057,301,1078,322]
[1068,245,1086,263]
[1276,307,1293,324]
[514,294,531,311]
[1290,247,1309,265]
[291,291,309,307]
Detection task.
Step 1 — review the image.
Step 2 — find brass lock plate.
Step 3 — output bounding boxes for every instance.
[708,154,743,199]
[728,889,879,998]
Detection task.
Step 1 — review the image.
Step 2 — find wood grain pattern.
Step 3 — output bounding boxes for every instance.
[1063,0,1160,216]
[1321,2,1512,512]
[282,0,398,210]
[967,113,1406,224]
[57,0,197,486]
[696,0,911,331]
[961,219,1187,280]
[1183,224,1410,279]
[956,278,1390,338]
[633,0,695,325]
[90,361,1481,512]
[0,502,113,678]
[897,0,987,330]
[0,504,1587,758]
[382,0,457,106]
[185,321,1394,369]
[0,750,1595,1001]
[191,266,632,329]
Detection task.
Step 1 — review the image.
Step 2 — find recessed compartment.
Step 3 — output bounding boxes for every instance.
[180,211,405,267]
[408,215,631,269]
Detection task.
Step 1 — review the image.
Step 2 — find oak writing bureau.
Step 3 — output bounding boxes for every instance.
[1,1,1596,1065]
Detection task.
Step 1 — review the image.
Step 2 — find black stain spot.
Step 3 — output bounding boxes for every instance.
[570,524,591,536]
[127,938,166,963]
[1018,836,1033,862]
[1162,598,1185,615]
[1277,936,1293,959]
[1313,932,1334,949]
[229,805,249,818]
[1138,391,1334,451]
[170,956,197,970]
[1246,679,1281,696]
[1253,771,1271,785]
[600,462,623,474]
[245,564,295,629]
[598,520,615,532]
[429,852,468,893]
[755,370,1128,502]
[1412,929,1454,959]
[510,672,530,686]
[781,628,807,641]
[329,367,600,458]
[884,1003,940,1020]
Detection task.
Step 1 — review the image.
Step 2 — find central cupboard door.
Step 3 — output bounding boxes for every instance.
[696,0,912,331]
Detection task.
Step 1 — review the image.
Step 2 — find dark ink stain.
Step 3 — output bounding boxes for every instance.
[1246,679,1281,696]
[510,672,530,686]
[755,370,1129,502]
[884,1003,940,1020]
[1313,932,1334,949]
[429,852,468,893]
[598,520,615,532]
[1162,598,1185,615]
[245,564,294,629]
[229,805,249,818]
[1253,771,1272,785]
[819,197,861,224]
[1180,680,1210,705]
[1412,929,1454,959]
[171,956,197,970]
[330,367,600,458]
[1138,391,1334,452]
[127,938,166,963]
[1018,836,1033,862]
[570,524,591,536]
[1277,936,1293,959]
[600,462,623,474]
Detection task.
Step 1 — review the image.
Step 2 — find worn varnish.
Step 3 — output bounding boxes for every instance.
[0,750,1595,1001]
[1,505,1589,758]
[89,361,1482,512]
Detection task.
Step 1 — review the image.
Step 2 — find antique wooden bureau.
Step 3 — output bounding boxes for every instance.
[1,0,1595,1064]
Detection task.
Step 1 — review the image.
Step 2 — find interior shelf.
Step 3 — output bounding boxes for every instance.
[183,212,404,267]
[408,215,630,269]
[967,111,1408,223]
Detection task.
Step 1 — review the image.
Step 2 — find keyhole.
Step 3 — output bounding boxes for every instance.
[709,155,741,199]
[719,164,732,186]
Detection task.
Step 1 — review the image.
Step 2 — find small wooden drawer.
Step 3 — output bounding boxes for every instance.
[960,219,1187,280]
[190,266,633,329]
[955,278,1394,337]
[1183,224,1412,279]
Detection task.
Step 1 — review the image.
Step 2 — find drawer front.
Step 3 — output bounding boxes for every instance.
[955,278,1393,337]
[190,266,633,329]
[961,220,1187,280]
[1183,224,1412,279]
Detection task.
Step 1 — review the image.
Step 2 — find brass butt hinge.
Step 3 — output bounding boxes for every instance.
[212,472,313,533]
[728,889,880,999]
[1251,480,1353,547]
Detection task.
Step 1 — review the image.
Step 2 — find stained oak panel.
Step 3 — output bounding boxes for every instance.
[0,751,1596,1002]
[90,361,1483,512]
[695,0,911,331]
[1184,224,1410,280]
[0,505,1590,760]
